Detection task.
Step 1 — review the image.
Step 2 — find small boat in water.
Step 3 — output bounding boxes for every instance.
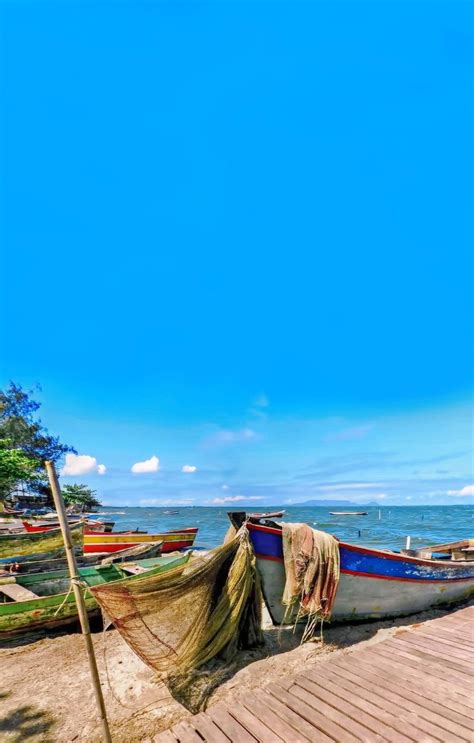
[329,511,368,516]
[0,553,190,637]
[247,510,285,520]
[84,527,198,554]
[229,514,474,623]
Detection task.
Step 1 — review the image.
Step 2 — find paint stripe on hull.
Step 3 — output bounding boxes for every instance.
[256,555,474,624]
[85,539,195,554]
[247,523,474,624]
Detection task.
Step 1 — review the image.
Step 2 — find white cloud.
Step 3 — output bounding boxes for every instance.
[447,485,474,497]
[211,495,265,505]
[61,453,106,477]
[255,394,269,407]
[182,464,197,473]
[221,484,230,490]
[131,455,160,474]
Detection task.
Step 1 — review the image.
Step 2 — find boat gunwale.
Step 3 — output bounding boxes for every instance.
[247,521,472,569]
[0,554,191,618]
[0,522,84,542]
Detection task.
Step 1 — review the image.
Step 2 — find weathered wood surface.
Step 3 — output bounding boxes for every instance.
[154,606,474,742]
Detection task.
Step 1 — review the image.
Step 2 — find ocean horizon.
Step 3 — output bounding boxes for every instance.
[94,503,473,552]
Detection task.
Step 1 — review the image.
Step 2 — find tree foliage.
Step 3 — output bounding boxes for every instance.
[0,440,38,501]
[0,382,76,500]
[62,483,101,509]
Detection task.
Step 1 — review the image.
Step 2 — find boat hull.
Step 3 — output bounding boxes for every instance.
[0,554,190,637]
[83,527,198,554]
[23,520,115,534]
[247,523,474,623]
[0,523,84,560]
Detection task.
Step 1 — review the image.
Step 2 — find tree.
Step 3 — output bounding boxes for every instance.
[0,440,38,502]
[0,382,76,500]
[62,483,101,510]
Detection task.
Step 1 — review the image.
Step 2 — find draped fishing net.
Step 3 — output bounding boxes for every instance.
[91,527,263,712]
[281,522,340,640]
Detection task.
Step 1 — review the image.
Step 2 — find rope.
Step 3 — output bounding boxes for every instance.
[53,577,89,616]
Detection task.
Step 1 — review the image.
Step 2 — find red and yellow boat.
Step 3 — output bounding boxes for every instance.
[83,527,198,554]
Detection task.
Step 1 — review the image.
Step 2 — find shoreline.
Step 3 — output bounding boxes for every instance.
[2,599,472,742]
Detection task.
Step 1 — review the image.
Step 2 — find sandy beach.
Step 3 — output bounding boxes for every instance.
[2,600,472,743]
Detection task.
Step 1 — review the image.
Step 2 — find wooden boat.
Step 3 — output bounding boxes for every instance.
[231,517,474,623]
[247,510,285,520]
[2,540,163,575]
[22,519,115,534]
[0,522,84,560]
[84,526,198,554]
[0,552,190,637]
[329,511,368,516]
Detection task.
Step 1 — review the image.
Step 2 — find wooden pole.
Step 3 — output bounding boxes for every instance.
[45,461,112,743]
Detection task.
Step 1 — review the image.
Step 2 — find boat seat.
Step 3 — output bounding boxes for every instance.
[119,564,148,575]
[0,583,39,602]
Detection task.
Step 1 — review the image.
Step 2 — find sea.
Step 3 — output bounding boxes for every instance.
[92,504,473,552]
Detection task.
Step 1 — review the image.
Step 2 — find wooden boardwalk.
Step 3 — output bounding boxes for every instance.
[154,605,474,742]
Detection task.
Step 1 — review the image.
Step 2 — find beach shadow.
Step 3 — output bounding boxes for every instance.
[0,704,55,742]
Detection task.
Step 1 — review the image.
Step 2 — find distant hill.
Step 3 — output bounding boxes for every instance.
[298,499,380,507]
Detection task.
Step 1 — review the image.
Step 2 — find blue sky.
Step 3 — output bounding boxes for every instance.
[1,1,472,506]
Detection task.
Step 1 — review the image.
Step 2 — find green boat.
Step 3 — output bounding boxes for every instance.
[0,552,190,637]
[0,522,84,560]
[3,539,163,575]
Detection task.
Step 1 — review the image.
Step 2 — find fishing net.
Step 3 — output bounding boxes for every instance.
[281,522,340,640]
[91,527,263,712]
[0,522,84,559]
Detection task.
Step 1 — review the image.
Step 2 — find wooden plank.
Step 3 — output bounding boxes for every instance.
[294,674,409,743]
[227,702,284,743]
[258,688,328,742]
[239,690,314,743]
[340,655,474,735]
[395,631,474,663]
[350,652,474,720]
[422,622,474,642]
[383,638,474,676]
[390,636,474,673]
[370,644,474,694]
[326,661,471,743]
[192,713,230,743]
[206,704,257,743]
[172,721,204,743]
[437,614,474,628]
[362,645,473,703]
[415,625,474,649]
[267,682,360,743]
[303,668,430,743]
[282,679,369,743]
[153,731,178,743]
[0,583,39,601]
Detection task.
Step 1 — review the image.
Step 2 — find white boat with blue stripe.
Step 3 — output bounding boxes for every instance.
[237,517,474,624]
